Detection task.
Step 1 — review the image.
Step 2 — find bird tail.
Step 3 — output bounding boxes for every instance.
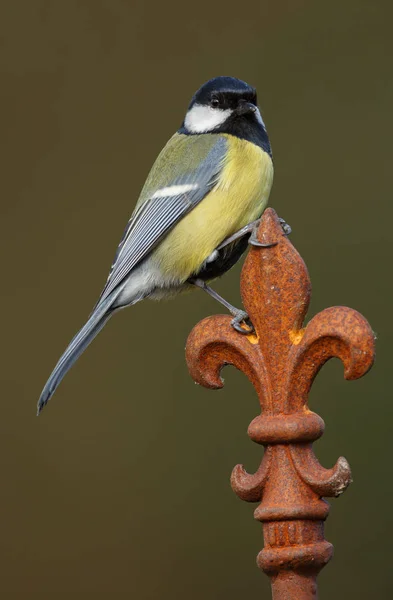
[37,286,125,415]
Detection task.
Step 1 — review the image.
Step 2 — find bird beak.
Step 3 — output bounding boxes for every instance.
[236,102,257,116]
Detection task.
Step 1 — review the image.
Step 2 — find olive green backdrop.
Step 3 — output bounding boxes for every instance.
[0,1,391,598]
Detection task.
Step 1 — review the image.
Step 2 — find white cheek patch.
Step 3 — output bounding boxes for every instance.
[254,107,266,129]
[152,183,198,199]
[184,104,233,133]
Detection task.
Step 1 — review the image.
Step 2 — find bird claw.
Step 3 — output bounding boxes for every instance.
[248,230,278,247]
[248,215,291,247]
[231,310,255,335]
[279,217,292,236]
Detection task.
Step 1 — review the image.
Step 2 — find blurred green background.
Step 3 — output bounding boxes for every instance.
[0,0,391,598]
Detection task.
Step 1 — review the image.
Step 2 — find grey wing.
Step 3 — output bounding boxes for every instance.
[97,136,227,304]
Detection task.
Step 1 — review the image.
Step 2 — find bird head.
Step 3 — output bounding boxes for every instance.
[181,76,266,135]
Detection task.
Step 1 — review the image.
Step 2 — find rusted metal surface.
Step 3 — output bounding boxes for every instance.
[186,208,375,599]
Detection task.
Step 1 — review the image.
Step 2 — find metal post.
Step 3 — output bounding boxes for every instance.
[186,209,375,599]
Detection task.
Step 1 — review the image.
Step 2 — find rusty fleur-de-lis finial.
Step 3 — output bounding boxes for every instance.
[186,208,375,600]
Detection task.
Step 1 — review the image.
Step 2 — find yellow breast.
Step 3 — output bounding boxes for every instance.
[153,135,274,282]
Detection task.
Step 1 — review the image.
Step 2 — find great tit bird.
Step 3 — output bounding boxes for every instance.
[38,76,275,414]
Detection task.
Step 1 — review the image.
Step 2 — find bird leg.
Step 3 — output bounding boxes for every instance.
[216,219,261,250]
[217,216,292,250]
[189,217,292,333]
[189,278,254,334]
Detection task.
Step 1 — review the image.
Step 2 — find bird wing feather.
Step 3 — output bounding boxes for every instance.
[97,134,227,304]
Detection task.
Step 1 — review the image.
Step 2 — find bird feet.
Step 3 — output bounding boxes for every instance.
[230,309,255,335]
[249,216,291,247]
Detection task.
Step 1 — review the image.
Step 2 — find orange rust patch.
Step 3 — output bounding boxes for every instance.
[247,332,259,344]
[289,328,305,345]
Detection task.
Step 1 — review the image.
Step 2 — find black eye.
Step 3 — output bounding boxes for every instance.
[210,97,220,108]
